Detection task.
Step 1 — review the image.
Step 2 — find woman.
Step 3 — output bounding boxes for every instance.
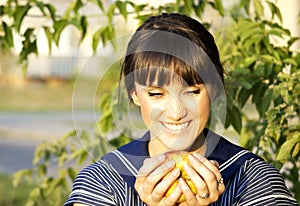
[65,13,298,206]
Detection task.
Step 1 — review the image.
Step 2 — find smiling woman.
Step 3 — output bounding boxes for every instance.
[131,81,210,155]
[64,13,299,206]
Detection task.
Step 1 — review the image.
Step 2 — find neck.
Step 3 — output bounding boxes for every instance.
[148,133,207,157]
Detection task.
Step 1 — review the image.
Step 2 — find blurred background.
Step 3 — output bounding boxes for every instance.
[0,0,299,205]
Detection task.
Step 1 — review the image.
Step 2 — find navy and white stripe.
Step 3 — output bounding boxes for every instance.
[65,129,299,205]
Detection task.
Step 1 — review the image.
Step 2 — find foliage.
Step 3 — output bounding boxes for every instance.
[0,172,35,205]
[1,0,299,204]
[218,0,300,198]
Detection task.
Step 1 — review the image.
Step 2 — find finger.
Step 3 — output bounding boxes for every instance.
[178,178,198,205]
[216,176,225,194]
[183,163,208,196]
[135,155,166,192]
[152,168,181,202]
[210,160,219,168]
[136,155,166,185]
[138,155,166,177]
[190,154,226,201]
[141,160,175,194]
[164,180,182,205]
[192,153,220,175]
[188,155,221,200]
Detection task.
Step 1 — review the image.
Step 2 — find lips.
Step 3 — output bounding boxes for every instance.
[162,121,190,131]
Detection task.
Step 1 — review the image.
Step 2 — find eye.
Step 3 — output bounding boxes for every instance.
[186,89,201,95]
[148,92,163,97]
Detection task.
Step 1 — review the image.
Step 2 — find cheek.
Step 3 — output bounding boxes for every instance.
[139,101,163,128]
[186,96,210,119]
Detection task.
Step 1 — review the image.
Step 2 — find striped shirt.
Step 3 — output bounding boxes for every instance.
[65,129,299,206]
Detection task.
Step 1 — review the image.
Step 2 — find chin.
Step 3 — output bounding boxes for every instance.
[165,141,192,152]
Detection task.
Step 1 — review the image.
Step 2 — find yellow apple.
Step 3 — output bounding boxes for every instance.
[163,151,197,203]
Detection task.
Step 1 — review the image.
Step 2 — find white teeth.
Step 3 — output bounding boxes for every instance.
[163,122,189,131]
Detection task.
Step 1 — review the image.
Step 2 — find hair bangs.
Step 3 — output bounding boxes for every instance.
[133,51,204,87]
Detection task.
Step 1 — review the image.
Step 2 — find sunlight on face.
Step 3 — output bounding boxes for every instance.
[131,77,210,154]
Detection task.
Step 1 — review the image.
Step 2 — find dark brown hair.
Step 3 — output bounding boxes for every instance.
[121,13,224,96]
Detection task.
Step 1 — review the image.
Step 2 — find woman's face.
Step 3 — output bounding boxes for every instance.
[131,77,210,154]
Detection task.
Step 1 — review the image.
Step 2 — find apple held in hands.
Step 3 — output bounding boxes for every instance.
[164,151,197,203]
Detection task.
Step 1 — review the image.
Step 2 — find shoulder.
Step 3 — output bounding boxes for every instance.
[240,158,286,184]
[228,158,298,205]
[101,132,150,177]
[75,160,123,184]
[64,160,125,206]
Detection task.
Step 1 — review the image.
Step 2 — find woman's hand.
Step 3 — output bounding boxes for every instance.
[134,155,183,206]
[178,154,225,206]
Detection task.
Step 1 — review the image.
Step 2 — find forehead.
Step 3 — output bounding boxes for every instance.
[132,54,204,87]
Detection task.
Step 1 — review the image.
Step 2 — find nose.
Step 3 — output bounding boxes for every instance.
[166,96,187,121]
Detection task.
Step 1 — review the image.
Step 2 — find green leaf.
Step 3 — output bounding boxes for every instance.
[287,37,300,48]
[45,3,57,21]
[93,25,116,51]
[268,27,290,38]
[115,0,128,20]
[0,5,4,15]
[43,26,52,54]
[91,0,105,12]
[53,19,69,45]
[277,134,300,162]
[266,1,282,22]
[183,0,193,14]
[235,19,257,34]
[12,169,32,187]
[210,0,224,16]
[2,21,14,48]
[283,58,298,66]
[67,167,78,180]
[35,1,47,16]
[237,87,252,109]
[240,27,262,44]
[37,164,47,176]
[257,89,272,117]
[58,152,68,166]
[74,0,84,15]
[14,4,31,33]
[292,142,299,157]
[132,3,147,13]
[231,105,242,133]
[239,0,251,15]
[80,16,88,41]
[260,54,282,65]
[70,17,81,29]
[92,26,106,52]
[253,0,264,17]
[243,56,257,68]
[19,29,38,63]
[107,4,116,23]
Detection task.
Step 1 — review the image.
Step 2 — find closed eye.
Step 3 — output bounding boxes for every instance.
[186,89,201,95]
[148,92,163,97]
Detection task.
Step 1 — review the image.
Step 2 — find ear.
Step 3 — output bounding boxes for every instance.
[131,91,141,106]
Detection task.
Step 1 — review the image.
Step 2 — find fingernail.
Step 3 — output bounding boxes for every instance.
[179,178,187,187]
[172,167,180,176]
[184,163,192,172]
[158,155,165,162]
[188,154,197,163]
[143,158,150,164]
[166,160,175,168]
[192,153,205,161]
[210,160,219,168]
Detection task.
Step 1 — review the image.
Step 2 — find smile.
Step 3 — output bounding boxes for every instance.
[162,122,190,131]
